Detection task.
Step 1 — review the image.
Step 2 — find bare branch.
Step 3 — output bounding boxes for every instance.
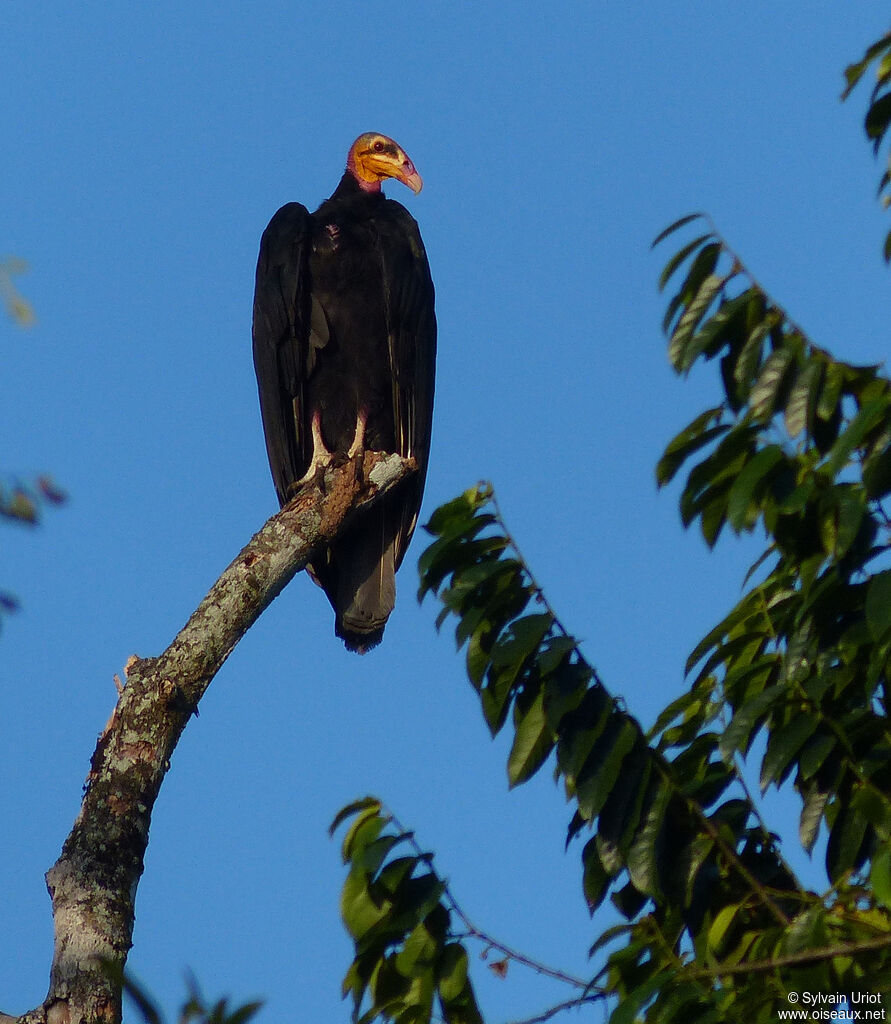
[508,995,606,1024]
[15,453,415,1024]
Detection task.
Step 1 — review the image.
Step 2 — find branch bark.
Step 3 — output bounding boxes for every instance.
[9,453,416,1024]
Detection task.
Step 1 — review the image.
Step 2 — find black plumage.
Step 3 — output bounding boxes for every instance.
[252,134,436,652]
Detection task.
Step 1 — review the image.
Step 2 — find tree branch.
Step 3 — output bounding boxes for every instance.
[507,995,606,1024]
[9,453,416,1024]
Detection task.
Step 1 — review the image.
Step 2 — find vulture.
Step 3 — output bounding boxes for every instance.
[252,133,436,652]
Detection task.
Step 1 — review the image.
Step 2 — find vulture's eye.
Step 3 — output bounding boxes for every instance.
[373,140,385,152]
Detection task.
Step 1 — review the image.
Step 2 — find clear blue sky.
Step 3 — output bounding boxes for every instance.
[2,3,890,1020]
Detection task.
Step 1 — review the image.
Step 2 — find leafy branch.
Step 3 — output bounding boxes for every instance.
[653,212,891,888]
[332,797,609,1024]
[842,29,891,260]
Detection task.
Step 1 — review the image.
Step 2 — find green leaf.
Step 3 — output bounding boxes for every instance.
[819,486,866,560]
[556,684,613,790]
[749,348,793,420]
[798,732,837,781]
[863,447,891,498]
[733,314,774,390]
[656,413,729,488]
[437,944,469,1002]
[465,624,493,689]
[423,484,492,536]
[842,33,891,99]
[824,397,890,476]
[330,797,383,838]
[582,838,612,913]
[871,845,891,909]
[799,782,829,854]
[341,869,390,940]
[760,713,820,792]
[489,612,553,667]
[668,269,724,371]
[816,362,845,420]
[784,358,823,437]
[679,835,714,909]
[597,744,652,872]
[342,810,388,864]
[726,445,784,531]
[719,682,785,762]
[826,802,870,881]
[507,689,554,787]
[396,922,439,976]
[707,903,739,953]
[609,968,674,1024]
[866,570,891,640]
[866,91,891,145]
[543,658,591,731]
[626,779,671,898]
[657,233,713,290]
[652,212,705,250]
[663,242,721,336]
[575,717,639,821]
[681,287,753,370]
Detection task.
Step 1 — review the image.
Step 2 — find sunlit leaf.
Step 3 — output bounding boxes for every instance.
[749,349,794,421]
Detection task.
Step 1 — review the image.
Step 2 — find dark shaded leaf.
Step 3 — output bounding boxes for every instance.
[437,944,469,1002]
[657,233,713,290]
[576,717,639,821]
[652,212,706,250]
[507,689,554,787]
[656,412,729,488]
[597,743,652,873]
[582,838,612,913]
[799,733,837,782]
[824,397,890,475]
[726,445,784,531]
[866,570,891,640]
[719,683,785,762]
[760,714,820,792]
[489,612,553,667]
[626,778,671,897]
[826,802,870,881]
[863,447,891,498]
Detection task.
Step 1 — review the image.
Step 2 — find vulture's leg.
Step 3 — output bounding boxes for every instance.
[296,409,334,484]
[347,408,368,459]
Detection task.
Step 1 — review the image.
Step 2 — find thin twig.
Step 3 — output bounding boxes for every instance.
[689,931,891,979]
[507,994,606,1024]
[388,808,594,993]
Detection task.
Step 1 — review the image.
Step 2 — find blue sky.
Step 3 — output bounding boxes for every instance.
[2,4,890,1021]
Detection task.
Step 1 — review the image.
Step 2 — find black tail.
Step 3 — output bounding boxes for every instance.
[310,503,397,653]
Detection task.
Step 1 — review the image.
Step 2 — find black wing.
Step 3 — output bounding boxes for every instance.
[252,202,315,506]
[376,199,437,568]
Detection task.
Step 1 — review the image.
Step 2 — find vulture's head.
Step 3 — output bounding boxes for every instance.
[347,133,423,194]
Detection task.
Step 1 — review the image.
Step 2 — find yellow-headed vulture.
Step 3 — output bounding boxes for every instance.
[252,133,436,652]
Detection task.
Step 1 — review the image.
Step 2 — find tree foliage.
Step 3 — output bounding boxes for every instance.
[332,798,483,1024]
[843,29,891,261]
[334,27,891,1024]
